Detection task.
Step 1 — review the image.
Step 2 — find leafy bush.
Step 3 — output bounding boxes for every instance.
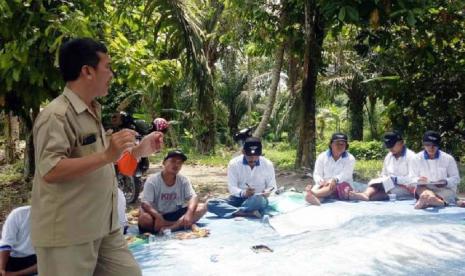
[348,140,385,160]
[354,160,383,182]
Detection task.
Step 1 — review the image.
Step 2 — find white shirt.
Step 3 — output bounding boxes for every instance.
[227,155,277,197]
[381,147,416,185]
[313,150,356,190]
[409,150,460,192]
[117,188,128,229]
[0,206,35,257]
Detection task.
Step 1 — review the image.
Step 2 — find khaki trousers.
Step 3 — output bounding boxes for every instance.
[35,229,141,276]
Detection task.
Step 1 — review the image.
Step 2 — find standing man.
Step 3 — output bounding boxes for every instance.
[349,131,416,201]
[207,137,277,218]
[138,150,207,233]
[305,133,356,205]
[410,131,460,209]
[31,38,163,275]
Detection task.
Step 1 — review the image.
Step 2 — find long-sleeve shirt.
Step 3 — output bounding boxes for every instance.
[409,150,460,192]
[381,147,416,185]
[227,155,277,197]
[313,150,355,190]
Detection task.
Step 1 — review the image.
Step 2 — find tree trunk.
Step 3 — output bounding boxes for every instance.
[4,111,19,164]
[196,82,216,154]
[23,107,39,179]
[366,94,378,140]
[160,85,175,121]
[295,0,325,169]
[253,41,286,138]
[347,79,365,141]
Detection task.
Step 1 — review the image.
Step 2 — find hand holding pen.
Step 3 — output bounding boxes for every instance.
[244,183,255,198]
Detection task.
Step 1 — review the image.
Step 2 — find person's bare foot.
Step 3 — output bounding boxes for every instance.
[305,185,321,205]
[414,198,428,209]
[457,200,465,207]
[348,191,369,201]
[141,202,151,211]
[427,196,445,207]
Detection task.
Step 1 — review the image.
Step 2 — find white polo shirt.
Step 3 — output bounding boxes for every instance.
[313,150,356,190]
[227,155,277,197]
[409,150,460,192]
[0,206,35,258]
[117,188,128,229]
[381,146,416,185]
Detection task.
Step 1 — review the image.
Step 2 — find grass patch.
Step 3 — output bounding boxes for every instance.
[149,148,233,167]
[0,160,31,222]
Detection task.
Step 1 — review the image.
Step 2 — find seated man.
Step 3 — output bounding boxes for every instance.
[207,137,277,218]
[117,187,129,235]
[410,131,460,209]
[138,150,207,233]
[349,131,416,201]
[305,133,355,205]
[0,206,37,276]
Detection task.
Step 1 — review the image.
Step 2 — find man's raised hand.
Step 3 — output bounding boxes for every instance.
[104,129,137,163]
[133,131,164,159]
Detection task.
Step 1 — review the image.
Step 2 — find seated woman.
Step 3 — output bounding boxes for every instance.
[138,150,207,234]
[305,133,356,205]
[349,131,416,201]
[410,131,460,209]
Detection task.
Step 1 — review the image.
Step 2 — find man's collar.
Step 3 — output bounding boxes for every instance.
[423,149,440,160]
[242,156,260,166]
[400,145,407,157]
[63,87,101,117]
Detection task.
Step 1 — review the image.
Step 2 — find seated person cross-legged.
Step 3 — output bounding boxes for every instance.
[410,131,460,209]
[138,150,207,234]
[207,137,277,218]
[305,133,356,205]
[0,206,37,276]
[349,131,416,201]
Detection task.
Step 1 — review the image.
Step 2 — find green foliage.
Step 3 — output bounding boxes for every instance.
[0,1,100,120]
[0,160,30,221]
[0,160,23,184]
[361,0,465,157]
[349,140,385,160]
[354,159,383,182]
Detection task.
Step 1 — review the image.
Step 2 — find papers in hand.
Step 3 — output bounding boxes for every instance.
[368,176,395,192]
[414,180,447,187]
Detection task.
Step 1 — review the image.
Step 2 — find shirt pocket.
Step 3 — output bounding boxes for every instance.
[76,134,99,157]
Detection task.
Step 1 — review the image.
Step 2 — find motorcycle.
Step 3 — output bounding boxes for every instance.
[109,112,168,203]
[233,127,254,146]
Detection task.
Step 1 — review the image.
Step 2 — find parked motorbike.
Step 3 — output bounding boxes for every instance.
[233,127,254,146]
[110,112,168,203]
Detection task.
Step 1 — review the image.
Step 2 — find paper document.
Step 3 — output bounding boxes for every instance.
[368,176,395,192]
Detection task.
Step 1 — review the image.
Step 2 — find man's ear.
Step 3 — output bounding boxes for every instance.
[81,65,93,80]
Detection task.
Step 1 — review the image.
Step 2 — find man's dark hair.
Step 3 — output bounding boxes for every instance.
[58,38,108,81]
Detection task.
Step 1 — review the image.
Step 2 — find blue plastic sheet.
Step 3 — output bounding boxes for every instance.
[130,198,465,276]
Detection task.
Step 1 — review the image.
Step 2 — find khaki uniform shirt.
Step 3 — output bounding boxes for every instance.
[31,87,119,247]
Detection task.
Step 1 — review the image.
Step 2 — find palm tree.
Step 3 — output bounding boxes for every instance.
[142,0,217,153]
